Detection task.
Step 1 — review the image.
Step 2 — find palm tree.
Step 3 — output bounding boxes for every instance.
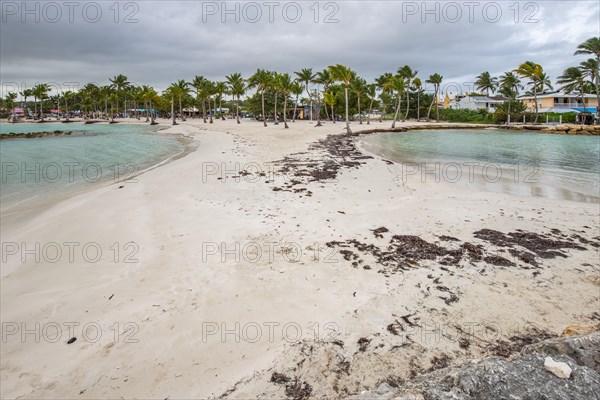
[290,80,303,122]
[426,73,443,121]
[387,76,404,128]
[574,37,600,117]
[499,72,522,124]
[536,72,553,93]
[514,61,544,123]
[328,64,354,134]
[191,75,209,123]
[226,73,245,124]
[315,69,332,121]
[398,65,418,121]
[324,89,336,124]
[139,85,153,122]
[164,85,178,125]
[5,92,17,122]
[173,79,189,121]
[97,85,111,119]
[109,74,130,116]
[413,77,422,120]
[20,89,32,118]
[365,83,376,125]
[475,71,498,97]
[580,58,599,111]
[376,73,393,122]
[248,69,272,127]
[294,68,315,120]
[279,73,293,129]
[108,93,119,123]
[350,77,367,124]
[557,67,588,112]
[206,80,217,123]
[272,72,282,125]
[214,81,227,120]
[62,90,75,121]
[32,83,50,121]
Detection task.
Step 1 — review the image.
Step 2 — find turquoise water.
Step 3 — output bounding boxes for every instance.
[360,129,600,202]
[0,122,189,212]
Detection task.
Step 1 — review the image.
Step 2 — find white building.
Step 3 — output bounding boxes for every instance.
[451,95,507,112]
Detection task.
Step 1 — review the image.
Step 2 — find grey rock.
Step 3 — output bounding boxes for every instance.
[346,332,600,400]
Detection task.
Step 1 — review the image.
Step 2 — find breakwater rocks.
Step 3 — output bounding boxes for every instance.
[347,331,600,400]
[500,124,600,135]
[0,130,70,140]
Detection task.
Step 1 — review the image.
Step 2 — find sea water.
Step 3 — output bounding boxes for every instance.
[359,129,600,202]
[0,122,189,212]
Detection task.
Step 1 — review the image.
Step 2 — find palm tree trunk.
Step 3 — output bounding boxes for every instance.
[331,103,335,123]
[306,85,312,121]
[40,97,44,121]
[34,96,37,119]
[283,95,289,129]
[358,97,362,124]
[581,83,587,112]
[292,95,299,122]
[392,93,402,128]
[403,90,410,121]
[427,92,434,121]
[417,92,420,120]
[261,90,267,127]
[209,98,214,123]
[315,95,322,127]
[595,59,600,122]
[367,98,374,125]
[379,103,385,122]
[435,87,440,122]
[323,87,330,121]
[236,95,240,124]
[274,92,279,125]
[344,85,351,134]
[533,84,538,123]
[171,95,177,125]
[179,96,186,121]
[507,101,511,125]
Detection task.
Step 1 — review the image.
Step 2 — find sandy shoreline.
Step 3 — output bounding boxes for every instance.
[1,118,599,398]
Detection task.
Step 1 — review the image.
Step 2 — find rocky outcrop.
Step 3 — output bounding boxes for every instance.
[346,332,600,400]
[0,130,69,140]
[500,124,600,135]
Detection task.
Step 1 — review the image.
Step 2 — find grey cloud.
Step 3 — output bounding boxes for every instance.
[0,0,597,95]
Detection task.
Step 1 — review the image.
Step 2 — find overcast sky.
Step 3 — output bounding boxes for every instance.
[1,0,599,95]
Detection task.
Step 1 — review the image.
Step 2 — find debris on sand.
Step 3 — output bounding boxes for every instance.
[371,227,389,238]
[285,379,313,400]
[271,372,291,384]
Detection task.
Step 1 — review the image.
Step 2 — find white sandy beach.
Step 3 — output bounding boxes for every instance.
[1,119,599,398]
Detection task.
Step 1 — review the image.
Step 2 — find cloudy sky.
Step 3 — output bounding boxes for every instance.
[1,0,598,95]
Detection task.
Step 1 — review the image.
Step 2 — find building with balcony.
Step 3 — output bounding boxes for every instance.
[518,91,598,113]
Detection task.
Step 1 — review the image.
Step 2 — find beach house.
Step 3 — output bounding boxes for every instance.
[451,94,507,112]
[518,91,598,113]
